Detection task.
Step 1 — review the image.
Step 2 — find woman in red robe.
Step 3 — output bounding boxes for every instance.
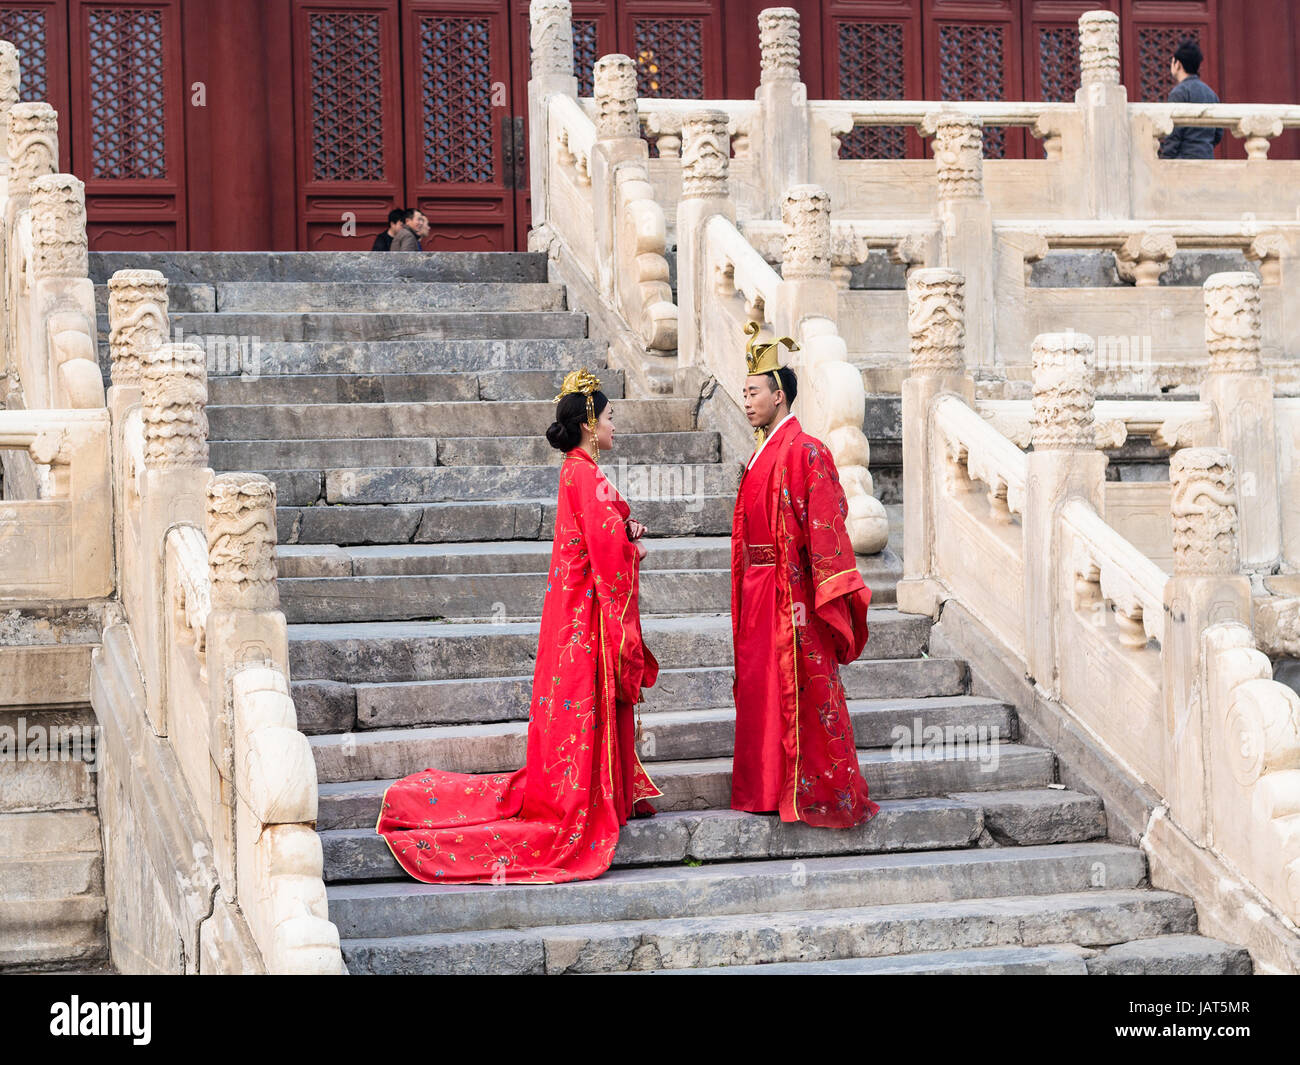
[375,370,661,883]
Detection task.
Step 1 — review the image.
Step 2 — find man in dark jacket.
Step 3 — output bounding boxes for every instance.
[1158,40,1223,159]
[370,208,406,251]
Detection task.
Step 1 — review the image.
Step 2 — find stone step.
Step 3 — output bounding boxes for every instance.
[206,368,626,406]
[437,432,720,467]
[275,495,736,545]
[320,462,736,506]
[211,431,718,472]
[309,695,1016,780]
[208,398,695,440]
[640,935,1252,975]
[277,536,733,578]
[321,790,1106,882]
[0,897,108,971]
[337,889,1198,975]
[249,460,735,510]
[326,842,1143,939]
[213,338,609,376]
[278,567,732,623]
[210,281,566,313]
[286,610,935,683]
[0,853,103,902]
[297,662,968,734]
[148,310,589,343]
[89,250,549,285]
[315,742,1053,827]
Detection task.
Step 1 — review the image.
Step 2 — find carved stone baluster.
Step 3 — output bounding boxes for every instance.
[1078,10,1121,86]
[681,109,730,200]
[906,268,966,378]
[1115,232,1176,287]
[142,342,209,471]
[108,269,170,390]
[1203,271,1262,375]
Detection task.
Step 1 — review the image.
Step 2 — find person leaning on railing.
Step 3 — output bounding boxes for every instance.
[1157,39,1224,159]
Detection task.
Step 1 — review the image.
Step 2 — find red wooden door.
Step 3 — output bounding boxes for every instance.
[1122,0,1216,103]
[404,1,518,251]
[291,0,403,251]
[0,0,71,168]
[69,0,186,248]
[924,0,1025,158]
[823,0,924,159]
[620,0,723,98]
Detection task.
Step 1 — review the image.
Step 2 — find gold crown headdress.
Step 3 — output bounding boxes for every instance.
[744,320,799,376]
[554,368,603,459]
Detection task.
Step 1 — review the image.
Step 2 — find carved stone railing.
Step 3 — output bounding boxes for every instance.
[674,109,888,552]
[0,407,111,600]
[0,35,342,972]
[100,275,343,974]
[528,9,679,394]
[898,266,1300,971]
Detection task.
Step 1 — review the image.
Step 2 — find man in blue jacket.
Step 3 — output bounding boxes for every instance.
[1158,40,1223,159]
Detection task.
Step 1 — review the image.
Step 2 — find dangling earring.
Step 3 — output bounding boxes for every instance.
[586,395,599,461]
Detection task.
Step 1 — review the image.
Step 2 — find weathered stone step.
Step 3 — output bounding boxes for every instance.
[208,398,694,440]
[0,897,109,971]
[642,936,1252,975]
[286,611,935,683]
[317,462,736,506]
[298,661,966,734]
[211,281,566,313]
[214,338,609,376]
[275,495,736,545]
[249,460,736,510]
[89,250,548,285]
[438,431,719,467]
[211,431,718,472]
[315,742,1053,827]
[278,567,731,623]
[277,537,733,578]
[206,368,626,407]
[326,842,1143,939]
[156,309,589,343]
[321,790,1106,882]
[0,853,103,902]
[309,695,1016,781]
[338,889,1197,975]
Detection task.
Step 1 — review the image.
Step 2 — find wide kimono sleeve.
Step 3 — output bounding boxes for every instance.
[794,438,872,665]
[568,458,657,703]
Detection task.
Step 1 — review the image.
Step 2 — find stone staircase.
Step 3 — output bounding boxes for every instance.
[89,250,1252,976]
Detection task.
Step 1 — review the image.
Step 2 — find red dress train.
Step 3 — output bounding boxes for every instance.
[375,447,661,883]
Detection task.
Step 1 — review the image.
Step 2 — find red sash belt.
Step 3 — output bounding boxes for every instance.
[745,543,776,568]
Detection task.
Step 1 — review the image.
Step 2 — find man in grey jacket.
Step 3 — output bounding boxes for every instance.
[391,209,426,251]
[1158,40,1223,159]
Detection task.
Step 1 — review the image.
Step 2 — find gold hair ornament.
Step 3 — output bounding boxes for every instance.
[555,368,603,460]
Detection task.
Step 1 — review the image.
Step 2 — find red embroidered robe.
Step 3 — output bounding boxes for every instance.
[376,447,661,883]
[730,416,880,828]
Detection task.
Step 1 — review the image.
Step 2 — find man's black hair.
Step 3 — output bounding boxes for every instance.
[1173,39,1203,76]
[766,366,798,406]
[387,208,406,225]
[400,207,417,222]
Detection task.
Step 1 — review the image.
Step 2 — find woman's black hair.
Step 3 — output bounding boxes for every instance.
[547,389,609,451]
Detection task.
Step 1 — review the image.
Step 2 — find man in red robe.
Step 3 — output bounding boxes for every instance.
[730,323,880,828]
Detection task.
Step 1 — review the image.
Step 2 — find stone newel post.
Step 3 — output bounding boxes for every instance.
[774,184,888,554]
[1023,332,1107,692]
[896,268,976,616]
[527,0,579,235]
[676,109,733,372]
[29,173,100,409]
[1199,271,1280,575]
[205,472,290,899]
[1077,11,1131,218]
[591,54,646,297]
[138,342,213,736]
[1162,448,1251,843]
[922,112,995,376]
[755,8,809,217]
[0,40,18,175]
